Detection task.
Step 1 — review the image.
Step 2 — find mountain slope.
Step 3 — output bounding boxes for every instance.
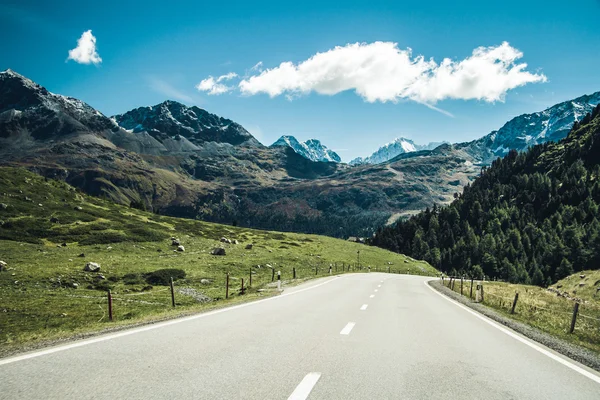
[113,101,261,149]
[459,91,600,163]
[371,104,600,285]
[271,135,341,163]
[350,137,446,165]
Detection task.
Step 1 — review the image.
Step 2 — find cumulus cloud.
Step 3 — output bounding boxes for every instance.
[224,42,546,105]
[196,73,238,95]
[67,30,102,65]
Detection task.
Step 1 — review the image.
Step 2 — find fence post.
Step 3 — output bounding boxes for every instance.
[107,289,113,321]
[569,302,580,334]
[388,266,391,273]
[460,277,464,295]
[249,268,252,287]
[226,273,230,299]
[271,268,275,282]
[241,278,245,295]
[170,277,176,307]
[293,267,296,279]
[315,266,318,275]
[470,278,474,299]
[510,292,519,314]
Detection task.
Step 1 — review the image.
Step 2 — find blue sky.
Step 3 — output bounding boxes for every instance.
[1,0,599,161]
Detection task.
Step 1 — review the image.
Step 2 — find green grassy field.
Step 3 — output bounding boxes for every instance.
[0,167,437,354]
[442,273,600,354]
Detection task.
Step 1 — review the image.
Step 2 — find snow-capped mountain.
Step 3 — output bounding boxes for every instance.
[349,138,445,165]
[271,135,341,163]
[460,91,600,162]
[113,101,261,148]
[0,69,119,144]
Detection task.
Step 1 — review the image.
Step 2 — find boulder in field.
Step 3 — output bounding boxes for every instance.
[0,203,7,209]
[233,239,239,245]
[211,247,226,256]
[74,206,83,211]
[83,262,101,272]
[172,239,180,246]
[0,261,7,271]
[177,245,185,252]
[245,244,253,250]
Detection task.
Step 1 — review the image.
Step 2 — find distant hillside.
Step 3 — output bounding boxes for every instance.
[371,104,600,286]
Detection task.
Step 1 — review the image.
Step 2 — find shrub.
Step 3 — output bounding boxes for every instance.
[145,268,186,286]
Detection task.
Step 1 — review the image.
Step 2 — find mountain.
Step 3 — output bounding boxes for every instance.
[349,137,446,165]
[371,104,600,285]
[271,135,341,163]
[113,101,261,150]
[2,69,599,241]
[459,91,600,163]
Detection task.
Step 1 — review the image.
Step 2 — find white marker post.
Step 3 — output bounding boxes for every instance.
[277,270,281,291]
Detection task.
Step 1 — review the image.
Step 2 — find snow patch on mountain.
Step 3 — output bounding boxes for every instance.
[271,135,341,163]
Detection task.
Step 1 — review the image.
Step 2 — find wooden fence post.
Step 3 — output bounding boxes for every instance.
[271,268,275,282]
[293,267,296,279]
[510,292,519,314]
[460,277,464,295]
[170,277,176,307]
[249,268,252,287]
[569,303,580,334]
[107,289,113,321]
[226,273,230,299]
[241,278,245,295]
[470,278,474,299]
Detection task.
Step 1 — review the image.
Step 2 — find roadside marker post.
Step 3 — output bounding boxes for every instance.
[170,277,176,307]
[460,277,464,296]
[277,271,281,291]
[271,268,275,282]
[107,289,113,321]
[470,278,474,299]
[249,268,252,287]
[293,267,296,279]
[241,278,245,295]
[329,266,332,275]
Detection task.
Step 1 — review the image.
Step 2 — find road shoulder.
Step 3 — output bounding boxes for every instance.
[428,279,600,372]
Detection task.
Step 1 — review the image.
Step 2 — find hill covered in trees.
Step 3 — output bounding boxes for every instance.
[370,104,600,286]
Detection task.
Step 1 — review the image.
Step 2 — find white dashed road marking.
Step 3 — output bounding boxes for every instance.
[360,304,368,311]
[288,372,322,400]
[340,322,356,335]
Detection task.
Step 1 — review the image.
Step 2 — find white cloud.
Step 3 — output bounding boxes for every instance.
[67,30,102,65]
[147,76,194,103]
[196,72,238,95]
[233,41,546,105]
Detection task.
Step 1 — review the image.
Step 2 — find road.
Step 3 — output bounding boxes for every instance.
[1,273,600,399]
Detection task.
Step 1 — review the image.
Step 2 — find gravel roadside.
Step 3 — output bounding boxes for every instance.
[429,279,600,372]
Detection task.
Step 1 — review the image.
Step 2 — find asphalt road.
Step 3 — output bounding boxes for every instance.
[1,273,600,399]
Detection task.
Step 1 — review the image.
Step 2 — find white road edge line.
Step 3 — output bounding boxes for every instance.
[374,289,378,292]
[360,304,368,311]
[0,277,342,366]
[370,294,375,298]
[288,372,322,400]
[424,280,600,385]
[340,322,356,335]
